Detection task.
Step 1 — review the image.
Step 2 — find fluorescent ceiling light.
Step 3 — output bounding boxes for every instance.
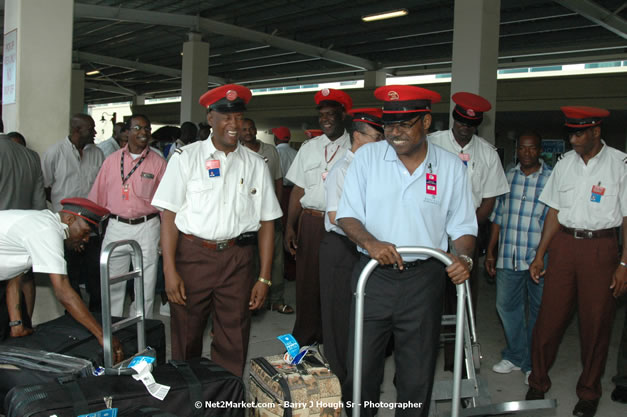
[86,70,100,76]
[362,9,408,22]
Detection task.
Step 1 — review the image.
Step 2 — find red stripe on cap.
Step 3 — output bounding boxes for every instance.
[60,210,98,226]
[565,121,602,129]
[454,108,482,120]
[352,118,383,128]
[382,109,431,114]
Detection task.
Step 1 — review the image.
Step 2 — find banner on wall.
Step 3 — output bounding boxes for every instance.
[3,29,17,105]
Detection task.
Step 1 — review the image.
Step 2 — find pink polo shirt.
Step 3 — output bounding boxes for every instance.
[89,145,167,218]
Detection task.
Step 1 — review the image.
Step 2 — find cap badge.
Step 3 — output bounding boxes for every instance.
[321,88,330,96]
[388,91,400,101]
[467,108,476,117]
[226,89,238,101]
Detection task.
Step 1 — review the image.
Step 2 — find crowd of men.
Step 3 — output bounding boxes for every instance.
[0,82,625,417]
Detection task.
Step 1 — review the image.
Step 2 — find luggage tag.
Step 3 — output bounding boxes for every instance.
[590,183,605,203]
[78,409,118,417]
[459,152,470,166]
[131,360,170,401]
[426,173,437,195]
[277,333,309,364]
[206,159,220,178]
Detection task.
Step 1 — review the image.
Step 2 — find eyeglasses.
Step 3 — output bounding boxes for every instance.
[131,125,151,132]
[383,116,422,132]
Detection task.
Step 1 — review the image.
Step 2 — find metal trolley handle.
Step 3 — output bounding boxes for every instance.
[99,239,146,368]
[351,246,466,417]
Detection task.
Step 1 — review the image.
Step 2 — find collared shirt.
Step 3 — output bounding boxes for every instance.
[0,210,68,280]
[256,141,282,181]
[324,150,354,235]
[286,131,351,210]
[151,136,282,241]
[490,162,552,271]
[88,145,167,218]
[428,130,509,208]
[540,141,627,230]
[0,137,46,210]
[41,137,105,212]
[276,143,297,186]
[337,141,477,261]
[97,137,121,159]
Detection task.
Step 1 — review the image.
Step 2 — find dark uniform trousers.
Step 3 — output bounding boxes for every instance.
[170,234,255,377]
[292,210,325,346]
[65,236,102,313]
[319,231,359,385]
[529,229,618,401]
[614,306,627,389]
[344,255,446,417]
[281,185,296,281]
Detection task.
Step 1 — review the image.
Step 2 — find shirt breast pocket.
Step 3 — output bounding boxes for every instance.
[236,181,259,220]
[304,161,323,188]
[135,173,157,200]
[558,185,575,209]
[186,180,213,214]
[596,182,617,208]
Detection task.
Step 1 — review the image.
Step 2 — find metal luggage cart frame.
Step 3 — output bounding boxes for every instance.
[99,239,146,368]
[351,246,557,417]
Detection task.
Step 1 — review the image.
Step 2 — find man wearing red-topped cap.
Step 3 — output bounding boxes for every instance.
[429,92,509,369]
[526,107,626,417]
[284,88,353,346]
[337,85,477,417]
[151,84,282,377]
[320,108,384,385]
[0,198,124,363]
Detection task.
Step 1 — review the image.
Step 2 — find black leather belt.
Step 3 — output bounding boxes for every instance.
[361,254,430,271]
[560,225,615,239]
[112,213,159,225]
[183,232,257,251]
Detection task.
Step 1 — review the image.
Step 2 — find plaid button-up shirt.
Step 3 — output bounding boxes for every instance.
[490,161,552,271]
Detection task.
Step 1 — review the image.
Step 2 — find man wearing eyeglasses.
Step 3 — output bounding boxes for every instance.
[428,92,509,370]
[337,86,477,417]
[42,114,105,312]
[320,108,384,385]
[89,114,166,319]
[284,88,353,346]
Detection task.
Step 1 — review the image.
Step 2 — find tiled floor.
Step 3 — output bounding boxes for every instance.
[31,260,626,417]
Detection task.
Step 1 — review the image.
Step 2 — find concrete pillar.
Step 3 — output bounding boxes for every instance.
[450,0,500,144]
[180,32,209,125]
[2,0,74,154]
[71,63,85,116]
[364,70,387,88]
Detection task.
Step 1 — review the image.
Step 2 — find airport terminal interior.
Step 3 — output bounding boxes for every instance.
[1,1,627,416]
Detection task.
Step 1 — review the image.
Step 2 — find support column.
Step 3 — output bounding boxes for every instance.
[364,70,386,88]
[2,0,74,154]
[450,0,500,144]
[71,63,85,116]
[180,32,209,125]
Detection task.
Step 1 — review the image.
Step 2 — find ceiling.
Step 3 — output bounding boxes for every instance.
[3,0,627,104]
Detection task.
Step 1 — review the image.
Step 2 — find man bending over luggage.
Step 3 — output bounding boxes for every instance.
[0,197,124,363]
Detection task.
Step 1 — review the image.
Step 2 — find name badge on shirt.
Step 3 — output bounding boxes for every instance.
[206,159,220,178]
[122,184,129,201]
[590,184,605,203]
[141,172,154,179]
[426,173,437,195]
[459,153,470,166]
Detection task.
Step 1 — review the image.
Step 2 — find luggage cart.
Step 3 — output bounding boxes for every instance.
[351,247,557,417]
[99,239,146,368]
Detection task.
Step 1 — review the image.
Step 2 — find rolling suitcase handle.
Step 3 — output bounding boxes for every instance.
[100,239,147,368]
[351,247,465,417]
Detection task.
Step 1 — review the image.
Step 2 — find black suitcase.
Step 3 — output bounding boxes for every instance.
[4,358,245,417]
[0,313,166,366]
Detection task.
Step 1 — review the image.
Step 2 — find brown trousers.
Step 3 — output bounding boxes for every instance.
[170,234,255,377]
[292,211,325,346]
[529,229,618,400]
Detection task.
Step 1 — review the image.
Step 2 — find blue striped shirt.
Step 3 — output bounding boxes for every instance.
[490,162,552,271]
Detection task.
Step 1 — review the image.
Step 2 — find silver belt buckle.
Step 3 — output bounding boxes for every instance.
[573,229,591,239]
[216,240,230,251]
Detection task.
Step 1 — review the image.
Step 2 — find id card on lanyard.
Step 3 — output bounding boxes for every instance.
[206,159,220,177]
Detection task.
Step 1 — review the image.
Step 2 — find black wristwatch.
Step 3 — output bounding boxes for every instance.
[8,320,22,327]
